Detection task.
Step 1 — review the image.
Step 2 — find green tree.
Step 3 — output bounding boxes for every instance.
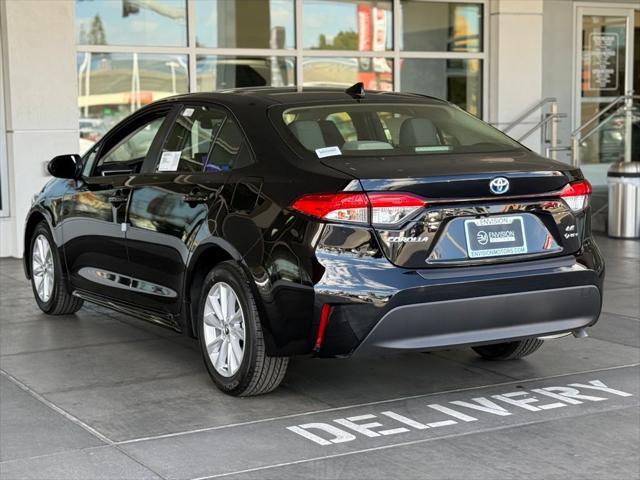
[87,14,107,45]
[316,30,358,50]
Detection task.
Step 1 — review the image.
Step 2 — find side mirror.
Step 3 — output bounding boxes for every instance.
[48,154,82,179]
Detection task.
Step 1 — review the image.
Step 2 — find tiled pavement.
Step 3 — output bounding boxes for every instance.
[0,234,638,480]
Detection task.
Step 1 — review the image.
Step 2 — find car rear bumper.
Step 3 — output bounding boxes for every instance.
[313,239,604,357]
[351,285,600,356]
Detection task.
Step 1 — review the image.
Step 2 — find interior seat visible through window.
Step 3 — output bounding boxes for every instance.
[288,120,326,151]
[157,105,253,174]
[159,106,226,173]
[318,120,345,147]
[399,118,441,147]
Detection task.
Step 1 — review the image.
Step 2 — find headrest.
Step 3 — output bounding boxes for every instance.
[288,120,325,151]
[318,120,345,147]
[399,118,439,147]
[198,116,222,130]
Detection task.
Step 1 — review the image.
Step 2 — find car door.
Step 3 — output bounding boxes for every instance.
[124,103,253,318]
[63,107,173,304]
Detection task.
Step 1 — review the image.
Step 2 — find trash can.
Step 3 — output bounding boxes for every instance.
[608,162,640,239]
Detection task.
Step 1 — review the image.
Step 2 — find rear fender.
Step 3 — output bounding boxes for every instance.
[184,237,283,356]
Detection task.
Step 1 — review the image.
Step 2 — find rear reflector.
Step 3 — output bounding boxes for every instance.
[314,304,332,351]
[559,180,592,212]
[290,192,425,226]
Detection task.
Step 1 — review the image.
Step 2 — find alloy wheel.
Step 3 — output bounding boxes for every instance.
[203,281,246,377]
[32,234,54,303]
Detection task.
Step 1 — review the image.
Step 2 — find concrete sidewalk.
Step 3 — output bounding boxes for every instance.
[1,234,638,480]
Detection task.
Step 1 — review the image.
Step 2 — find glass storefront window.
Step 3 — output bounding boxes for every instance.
[400,59,482,116]
[77,52,188,153]
[302,0,392,51]
[75,0,487,151]
[400,2,482,52]
[196,56,295,91]
[303,57,393,91]
[76,0,187,47]
[195,0,295,49]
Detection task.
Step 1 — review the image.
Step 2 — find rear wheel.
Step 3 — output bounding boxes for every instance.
[472,338,544,360]
[30,222,83,315]
[197,261,288,396]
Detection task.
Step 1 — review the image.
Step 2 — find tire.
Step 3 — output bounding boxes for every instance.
[472,338,544,360]
[29,222,83,315]
[197,261,288,396]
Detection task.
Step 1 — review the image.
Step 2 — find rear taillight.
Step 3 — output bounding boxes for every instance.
[559,180,592,212]
[367,193,426,226]
[290,192,425,226]
[290,193,369,223]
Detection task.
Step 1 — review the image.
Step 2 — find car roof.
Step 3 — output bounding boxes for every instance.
[156,87,448,108]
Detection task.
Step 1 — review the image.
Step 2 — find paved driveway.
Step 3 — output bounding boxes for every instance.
[1,234,638,479]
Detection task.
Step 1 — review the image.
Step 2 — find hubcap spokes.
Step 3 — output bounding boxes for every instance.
[32,235,54,302]
[203,282,245,377]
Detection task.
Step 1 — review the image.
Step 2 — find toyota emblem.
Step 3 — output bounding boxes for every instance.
[489,177,510,195]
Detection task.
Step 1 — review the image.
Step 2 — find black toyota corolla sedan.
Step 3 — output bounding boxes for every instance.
[24,86,604,396]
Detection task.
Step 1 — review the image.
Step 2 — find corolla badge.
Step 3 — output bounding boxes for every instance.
[489,177,510,195]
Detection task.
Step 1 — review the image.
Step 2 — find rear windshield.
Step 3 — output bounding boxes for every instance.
[281,103,521,158]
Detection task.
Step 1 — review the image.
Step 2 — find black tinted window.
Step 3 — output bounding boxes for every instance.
[281,103,521,157]
[158,106,226,173]
[94,115,166,175]
[205,117,253,172]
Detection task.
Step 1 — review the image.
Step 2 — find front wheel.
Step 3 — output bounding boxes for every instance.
[29,222,83,315]
[197,261,288,396]
[472,338,544,360]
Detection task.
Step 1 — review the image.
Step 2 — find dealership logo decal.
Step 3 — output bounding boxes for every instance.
[489,177,510,195]
[286,379,632,446]
[476,231,489,245]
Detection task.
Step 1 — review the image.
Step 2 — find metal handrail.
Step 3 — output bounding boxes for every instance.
[502,97,558,134]
[497,97,564,160]
[580,106,627,144]
[571,93,639,166]
[518,111,567,142]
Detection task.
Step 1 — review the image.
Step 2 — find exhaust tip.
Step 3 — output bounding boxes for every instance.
[572,328,589,339]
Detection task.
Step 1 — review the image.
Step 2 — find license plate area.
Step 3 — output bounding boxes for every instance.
[464,216,527,258]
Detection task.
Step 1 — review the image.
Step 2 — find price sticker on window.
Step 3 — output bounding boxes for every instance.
[157,151,181,172]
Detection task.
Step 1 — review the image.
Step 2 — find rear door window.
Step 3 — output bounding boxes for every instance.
[157,105,226,173]
[206,116,253,171]
[156,105,253,173]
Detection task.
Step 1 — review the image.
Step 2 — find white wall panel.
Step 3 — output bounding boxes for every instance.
[0,0,77,257]
[489,0,543,152]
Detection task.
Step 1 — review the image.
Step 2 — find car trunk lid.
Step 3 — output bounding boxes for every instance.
[320,151,587,268]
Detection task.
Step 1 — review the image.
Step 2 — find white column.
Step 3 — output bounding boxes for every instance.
[0,0,78,258]
[488,0,544,152]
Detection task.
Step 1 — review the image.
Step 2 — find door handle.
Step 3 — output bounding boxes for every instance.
[183,188,210,205]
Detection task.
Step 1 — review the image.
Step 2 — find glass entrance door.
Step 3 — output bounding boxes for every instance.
[576,7,638,187]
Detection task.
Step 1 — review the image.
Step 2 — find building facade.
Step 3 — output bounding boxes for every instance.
[1,0,638,257]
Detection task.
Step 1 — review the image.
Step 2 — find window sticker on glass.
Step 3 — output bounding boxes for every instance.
[182,108,195,117]
[158,151,182,171]
[315,146,342,158]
